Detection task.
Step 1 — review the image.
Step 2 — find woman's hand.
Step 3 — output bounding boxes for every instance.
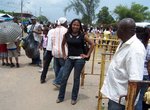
[80,54,89,59]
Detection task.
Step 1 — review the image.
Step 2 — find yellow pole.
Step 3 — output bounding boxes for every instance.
[97,52,106,110]
[91,45,96,75]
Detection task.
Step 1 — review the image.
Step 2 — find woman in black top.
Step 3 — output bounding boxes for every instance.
[56,19,94,105]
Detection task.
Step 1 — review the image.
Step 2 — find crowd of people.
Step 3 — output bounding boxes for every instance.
[0,17,21,68]
[0,16,95,105]
[0,16,150,109]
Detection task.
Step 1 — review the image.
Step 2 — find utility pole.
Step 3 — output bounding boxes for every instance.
[39,7,42,16]
[21,0,23,37]
[21,0,23,21]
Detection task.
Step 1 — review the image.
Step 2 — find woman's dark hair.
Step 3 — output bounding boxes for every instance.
[136,27,150,48]
[66,18,83,35]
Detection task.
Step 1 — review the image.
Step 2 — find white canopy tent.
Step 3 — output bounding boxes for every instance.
[0,13,13,22]
[0,13,13,18]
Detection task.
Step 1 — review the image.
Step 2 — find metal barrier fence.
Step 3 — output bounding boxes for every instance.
[81,36,120,86]
[80,35,120,110]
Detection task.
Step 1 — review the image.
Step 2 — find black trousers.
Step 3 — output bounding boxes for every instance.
[40,50,53,80]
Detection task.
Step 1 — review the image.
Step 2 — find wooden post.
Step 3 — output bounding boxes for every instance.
[91,46,96,75]
[97,53,106,110]
[125,80,150,110]
[80,45,96,86]
[97,52,113,110]
[125,81,139,110]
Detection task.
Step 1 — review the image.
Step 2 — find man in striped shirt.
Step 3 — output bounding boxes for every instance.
[51,17,68,88]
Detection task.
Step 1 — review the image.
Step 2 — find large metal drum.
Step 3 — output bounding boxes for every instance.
[0,22,22,44]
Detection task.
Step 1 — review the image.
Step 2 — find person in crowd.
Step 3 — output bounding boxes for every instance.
[101,18,146,110]
[82,24,88,35]
[135,27,150,110]
[27,16,42,66]
[39,21,44,31]
[56,18,94,105]
[0,44,9,66]
[47,21,51,30]
[147,60,150,74]
[51,17,68,88]
[13,17,21,56]
[39,26,49,72]
[7,42,20,68]
[141,58,150,109]
[103,27,111,46]
[40,24,56,83]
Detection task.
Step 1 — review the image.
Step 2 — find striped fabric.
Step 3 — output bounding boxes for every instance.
[0,22,21,44]
[51,26,67,58]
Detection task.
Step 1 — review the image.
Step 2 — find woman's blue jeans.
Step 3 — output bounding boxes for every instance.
[58,58,85,101]
[53,58,65,85]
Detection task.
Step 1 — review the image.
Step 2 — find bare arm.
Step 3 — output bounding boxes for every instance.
[83,34,95,58]
[61,35,67,59]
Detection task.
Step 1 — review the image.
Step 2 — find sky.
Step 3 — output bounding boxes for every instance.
[0,0,150,22]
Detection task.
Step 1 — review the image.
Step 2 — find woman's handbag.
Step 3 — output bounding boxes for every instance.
[82,35,90,61]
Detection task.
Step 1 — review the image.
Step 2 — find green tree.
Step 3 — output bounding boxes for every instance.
[37,15,49,23]
[97,6,115,25]
[114,2,150,22]
[0,10,5,14]
[64,0,100,25]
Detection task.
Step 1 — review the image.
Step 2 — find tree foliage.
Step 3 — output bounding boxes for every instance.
[0,10,14,16]
[37,15,49,23]
[64,0,100,25]
[0,10,5,14]
[97,6,115,25]
[114,2,150,22]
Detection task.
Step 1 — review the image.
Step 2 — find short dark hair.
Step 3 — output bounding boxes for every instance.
[136,27,149,48]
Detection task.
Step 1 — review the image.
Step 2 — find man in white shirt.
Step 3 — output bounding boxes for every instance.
[28,16,42,66]
[135,27,150,109]
[51,17,68,88]
[101,18,146,110]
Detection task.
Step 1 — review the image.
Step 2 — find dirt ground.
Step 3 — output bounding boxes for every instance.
[0,49,107,110]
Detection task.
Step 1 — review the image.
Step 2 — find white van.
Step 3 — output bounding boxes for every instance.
[136,22,150,28]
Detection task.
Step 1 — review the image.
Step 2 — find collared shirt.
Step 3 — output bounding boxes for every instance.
[101,34,146,105]
[46,28,54,51]
[51,26,67,58]
[103,30,111,40]
[33,23,42,42]
[27,23,42,43]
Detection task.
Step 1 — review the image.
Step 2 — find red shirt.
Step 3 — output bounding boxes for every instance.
[0,44,7,52]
